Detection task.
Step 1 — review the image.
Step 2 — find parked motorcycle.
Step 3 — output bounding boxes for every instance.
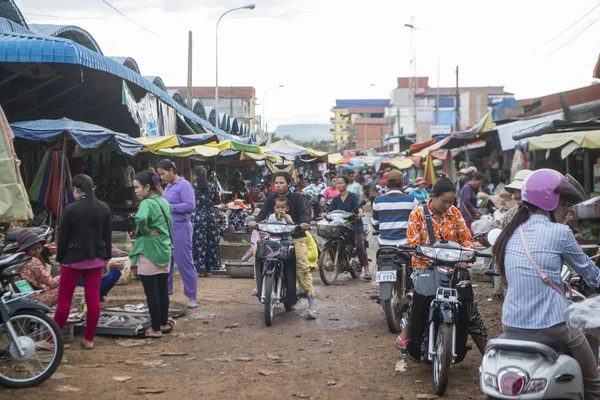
[3,225,53,254]
[398,238,492,396]
[0,253,64,388]
[252,221,303,327]
[375,245,412,333]
[316,200,369,285]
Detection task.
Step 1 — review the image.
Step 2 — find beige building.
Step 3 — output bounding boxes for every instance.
[330,99,389,150]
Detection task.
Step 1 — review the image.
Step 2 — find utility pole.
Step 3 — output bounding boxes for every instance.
[396,108,401,153]
[230,85,233,118]
[187,31,193,110]
[455,66,460,132]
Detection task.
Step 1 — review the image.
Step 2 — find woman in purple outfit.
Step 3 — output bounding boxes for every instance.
[156,159,198,308]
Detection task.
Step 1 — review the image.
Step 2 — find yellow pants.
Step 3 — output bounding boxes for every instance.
[293,237,314,299]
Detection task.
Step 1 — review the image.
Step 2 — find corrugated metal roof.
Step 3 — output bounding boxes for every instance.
[0,1,27,27]
[168,86,256,98]
[0,31,243,142]
[0,17,31,35]
[144,75,166,91]
[29,24,103,54]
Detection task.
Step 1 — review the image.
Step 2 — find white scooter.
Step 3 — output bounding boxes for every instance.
[480,255,600,400]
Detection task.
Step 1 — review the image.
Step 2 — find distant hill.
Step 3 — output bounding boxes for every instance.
[274,124,333,141]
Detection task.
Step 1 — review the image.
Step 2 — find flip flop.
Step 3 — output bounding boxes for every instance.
[395,337,410,354]
[364,274,372,281]
[161,318,176,334]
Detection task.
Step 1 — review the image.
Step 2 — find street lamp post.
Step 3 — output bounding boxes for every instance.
[215,4,255,130]
[263,85,284,144]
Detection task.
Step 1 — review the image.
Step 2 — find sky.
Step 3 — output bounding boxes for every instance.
[13,0,600,131]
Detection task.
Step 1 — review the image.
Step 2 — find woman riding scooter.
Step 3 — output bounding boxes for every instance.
[491,169,600,399]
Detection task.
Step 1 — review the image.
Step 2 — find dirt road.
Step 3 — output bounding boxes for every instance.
[1,233,502,400]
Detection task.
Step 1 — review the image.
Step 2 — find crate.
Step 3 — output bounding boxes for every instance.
[221,232,252,243]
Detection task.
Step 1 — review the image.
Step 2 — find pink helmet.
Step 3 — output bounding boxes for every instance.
[521,169,587,211]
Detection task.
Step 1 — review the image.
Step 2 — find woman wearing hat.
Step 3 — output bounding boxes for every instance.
[18,231,60,307]
[502,169,533,229]
[226,199,249,232]
[411,177,429,204]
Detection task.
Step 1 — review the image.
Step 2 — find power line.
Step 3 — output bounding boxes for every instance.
[535,1,600,51]
[548,13,600,56]
[100,0,161,37]
[18,0,58,18]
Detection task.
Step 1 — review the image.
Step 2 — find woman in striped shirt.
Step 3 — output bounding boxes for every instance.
[492,169,600,399]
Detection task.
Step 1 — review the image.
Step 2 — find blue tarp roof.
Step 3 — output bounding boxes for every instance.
[334,99,390,109]
[11,118,145,156]
[0,31,249,143]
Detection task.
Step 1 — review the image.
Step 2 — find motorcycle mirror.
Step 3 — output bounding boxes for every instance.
[486,228,502,246]
[358,200,367,207]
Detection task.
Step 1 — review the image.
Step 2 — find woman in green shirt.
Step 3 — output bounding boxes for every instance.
[131,171,174,338]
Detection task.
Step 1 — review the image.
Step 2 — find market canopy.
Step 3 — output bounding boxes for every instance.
[153,144,221,158]
[328,153,344,165]
[11,119,145,156]
[528,130,600,158]
[135,135,180,153]
[176,133,219,147]
[264,139,326,158]
[205,140,262,154]
[412,135,453,158]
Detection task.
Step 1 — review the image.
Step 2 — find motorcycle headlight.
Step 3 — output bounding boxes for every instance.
[258,224,296,234]
[435,248,462,262]
[420,246,437,259]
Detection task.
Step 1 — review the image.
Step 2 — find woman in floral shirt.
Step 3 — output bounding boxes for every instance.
[395,177,488,356]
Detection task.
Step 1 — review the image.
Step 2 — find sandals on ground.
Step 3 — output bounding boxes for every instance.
[144,328,162,339]
[395,336,410,354]
[364,273,372,281]
[161,318,176,334]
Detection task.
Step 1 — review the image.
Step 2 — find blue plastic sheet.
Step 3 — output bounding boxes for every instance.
[11,119,145,156]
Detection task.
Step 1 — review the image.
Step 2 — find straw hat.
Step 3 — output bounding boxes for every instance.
[226,199,249,211]
[458,168,468,175]
[490,189,517,210]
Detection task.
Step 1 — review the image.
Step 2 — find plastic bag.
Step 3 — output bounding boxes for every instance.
[564,296,600,336]
[471,215,494,236]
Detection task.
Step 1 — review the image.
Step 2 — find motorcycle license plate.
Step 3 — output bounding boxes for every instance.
[15,280,34,293]
[376,270,397,283]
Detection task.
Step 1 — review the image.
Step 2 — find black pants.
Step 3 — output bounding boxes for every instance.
[140,273,169,331]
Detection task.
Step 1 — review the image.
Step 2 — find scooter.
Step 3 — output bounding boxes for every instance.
[478,249,596,399]
[0,254,64,388]
[252,221,303,327]
[316,200,370,285]
[398,237,493,396]
[375,239,412,333]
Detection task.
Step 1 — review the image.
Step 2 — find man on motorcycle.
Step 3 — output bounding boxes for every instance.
[371,170,418,246]
[396,177,488,355]
[248,171,317,319]
[491,169,600,399]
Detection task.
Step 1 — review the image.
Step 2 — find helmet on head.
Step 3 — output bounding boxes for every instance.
[521,169,588,212]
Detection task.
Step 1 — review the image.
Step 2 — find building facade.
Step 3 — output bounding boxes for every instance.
[386,77,514,146]
[167,86,257,133]
[330,99,389,150]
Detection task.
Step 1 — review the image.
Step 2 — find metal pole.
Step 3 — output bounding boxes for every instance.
[436,54,440,124]
[216,5,256,131]
[187,31,193,110]
[455,66,460,132]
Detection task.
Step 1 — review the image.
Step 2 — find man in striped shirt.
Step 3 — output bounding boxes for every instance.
[371,170,419,246]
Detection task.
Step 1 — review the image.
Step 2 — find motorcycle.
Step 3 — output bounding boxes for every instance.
[0,253,64,388]
[375,244,412,333]
[316,200,370,285]
[3,225,53,254]
[252,221,303,327]
[397,238,493,396]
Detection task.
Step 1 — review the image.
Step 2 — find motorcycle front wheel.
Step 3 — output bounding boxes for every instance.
[432,322,453,396]
[318,247,338,285]
[350,262,363,279]
[0,311,64,388]
[264,274,277,327]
